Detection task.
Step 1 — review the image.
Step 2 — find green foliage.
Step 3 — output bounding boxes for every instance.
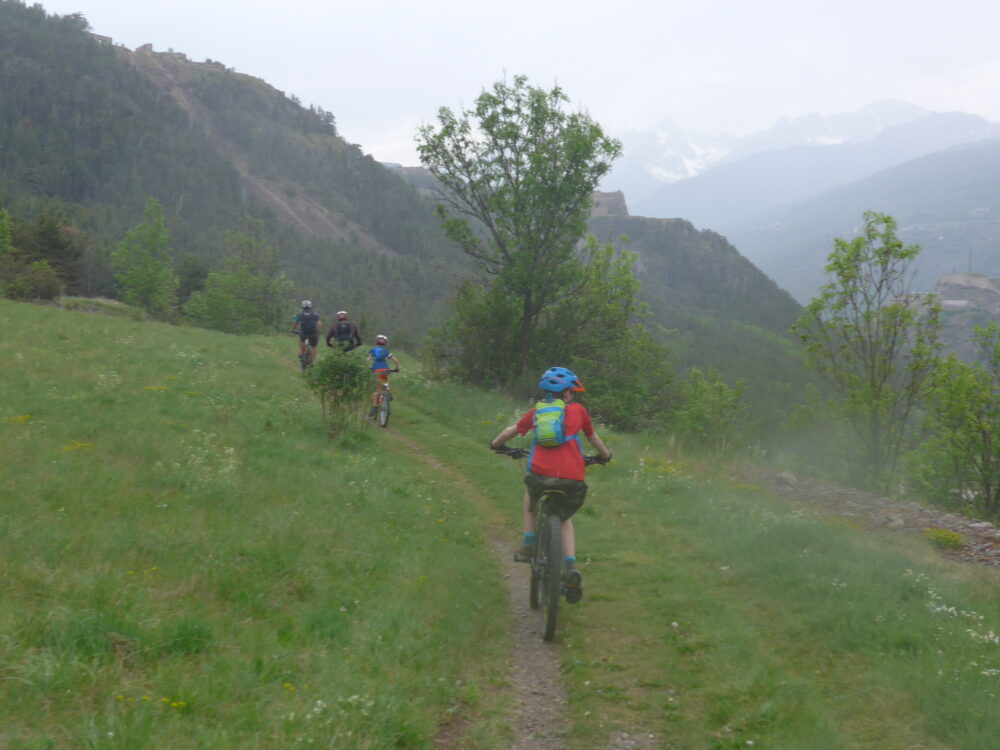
[910,324,1000,518]
[183,218,292,333]
[0,257,62,300]
[417,74,622,375]
[0,206,12,255]
[793,211,941,487]
[111,198,178,319]
[3,207,55,299]
[425,237,680,432]
[923,528,964,549]
[672,367,748,455]
[305,348,372,435]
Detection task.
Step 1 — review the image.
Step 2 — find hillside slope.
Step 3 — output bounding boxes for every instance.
[0,1,463,342]
[589,214,810,423]
[5,297,1000,748]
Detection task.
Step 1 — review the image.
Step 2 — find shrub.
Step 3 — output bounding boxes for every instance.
[923,527,963,550]
[305,348,371,435]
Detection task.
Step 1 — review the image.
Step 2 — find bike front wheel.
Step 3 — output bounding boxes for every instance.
[378,391,392,428]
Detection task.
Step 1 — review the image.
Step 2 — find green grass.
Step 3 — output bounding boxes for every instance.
[0,299,511,749]
[4,297,1000,748]
[396,365,1000,749]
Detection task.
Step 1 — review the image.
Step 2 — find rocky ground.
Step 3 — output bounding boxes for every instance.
[743,469,1000,568]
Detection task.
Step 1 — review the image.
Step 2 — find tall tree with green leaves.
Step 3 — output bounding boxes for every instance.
[792,211,941,487]
[911,324,1000,518]
[184,218,292,333]
[111,198,178,318]
[416,75,622,379]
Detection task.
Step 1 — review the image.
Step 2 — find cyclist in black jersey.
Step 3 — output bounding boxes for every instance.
[326,310,362,351]
[290,300,322,368]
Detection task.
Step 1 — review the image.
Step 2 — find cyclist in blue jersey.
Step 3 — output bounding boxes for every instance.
[368,334,399,418]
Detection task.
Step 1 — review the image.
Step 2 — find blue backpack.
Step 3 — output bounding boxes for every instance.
[533,399,568,447]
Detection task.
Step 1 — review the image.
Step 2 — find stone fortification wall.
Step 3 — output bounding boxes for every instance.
[590,191,629,217]
[934,273,1000,315]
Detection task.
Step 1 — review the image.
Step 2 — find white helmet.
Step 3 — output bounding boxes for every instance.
[375,334,388,345]
[301,300,312,309]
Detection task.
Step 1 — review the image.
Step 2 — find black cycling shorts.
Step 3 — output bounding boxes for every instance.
[300,332,319,347]
[524,472,588,521]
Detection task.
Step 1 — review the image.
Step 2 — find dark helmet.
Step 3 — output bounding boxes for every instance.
[538,366,585,394]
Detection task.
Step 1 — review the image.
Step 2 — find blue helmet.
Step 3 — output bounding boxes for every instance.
[538,367,585,394]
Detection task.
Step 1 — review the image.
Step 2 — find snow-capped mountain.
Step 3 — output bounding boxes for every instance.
[601,100,929,205]
[599,120,735,204]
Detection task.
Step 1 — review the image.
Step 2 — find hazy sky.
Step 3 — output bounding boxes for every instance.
[37,0,1000,164]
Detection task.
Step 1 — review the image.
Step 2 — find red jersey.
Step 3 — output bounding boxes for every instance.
[516,402,595,481]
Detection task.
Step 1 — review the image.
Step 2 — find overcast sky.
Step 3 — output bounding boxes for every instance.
[37,0,1000,164]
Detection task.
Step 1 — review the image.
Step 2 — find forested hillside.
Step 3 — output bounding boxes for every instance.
[589,214,810,423]
[0,0,815,424]
[0,1,463,343]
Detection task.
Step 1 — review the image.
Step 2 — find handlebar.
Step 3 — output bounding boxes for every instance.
[491,444,611,465]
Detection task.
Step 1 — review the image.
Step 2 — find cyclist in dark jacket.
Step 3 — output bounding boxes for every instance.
[290,300,321,367]
[326,310,362,351]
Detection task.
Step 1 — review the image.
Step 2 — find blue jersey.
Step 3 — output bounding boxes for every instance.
[369,346,392,371]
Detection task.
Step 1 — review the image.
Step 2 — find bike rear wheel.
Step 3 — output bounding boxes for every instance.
[541,512,562,641]
[378,390,392,428]
[529,545,542,611]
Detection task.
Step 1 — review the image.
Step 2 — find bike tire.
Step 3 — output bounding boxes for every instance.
[378,391,391,428]
[529,537,542,611]
[541,512,562,641]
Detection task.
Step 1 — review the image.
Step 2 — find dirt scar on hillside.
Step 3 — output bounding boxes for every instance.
[386,429,574,748]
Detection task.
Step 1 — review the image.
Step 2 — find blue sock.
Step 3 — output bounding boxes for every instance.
[564,555,576,567]
[523,532,536,546]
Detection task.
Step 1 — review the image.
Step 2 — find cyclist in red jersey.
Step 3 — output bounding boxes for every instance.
[490,366,611,603]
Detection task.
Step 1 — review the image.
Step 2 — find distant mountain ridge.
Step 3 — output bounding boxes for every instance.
[632,112,1000,229]
[724,138,1000,301]
[600,101,933,205]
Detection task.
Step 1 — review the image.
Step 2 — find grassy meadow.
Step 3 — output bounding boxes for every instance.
[3,297,1000,748]
[0,299,510,749]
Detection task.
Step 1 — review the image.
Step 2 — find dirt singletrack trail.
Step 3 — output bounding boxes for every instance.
[384,428,574,750]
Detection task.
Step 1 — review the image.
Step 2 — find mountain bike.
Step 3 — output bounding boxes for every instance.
[494,445,610,641]
[373,368,399,428]
[292,332,317,372]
